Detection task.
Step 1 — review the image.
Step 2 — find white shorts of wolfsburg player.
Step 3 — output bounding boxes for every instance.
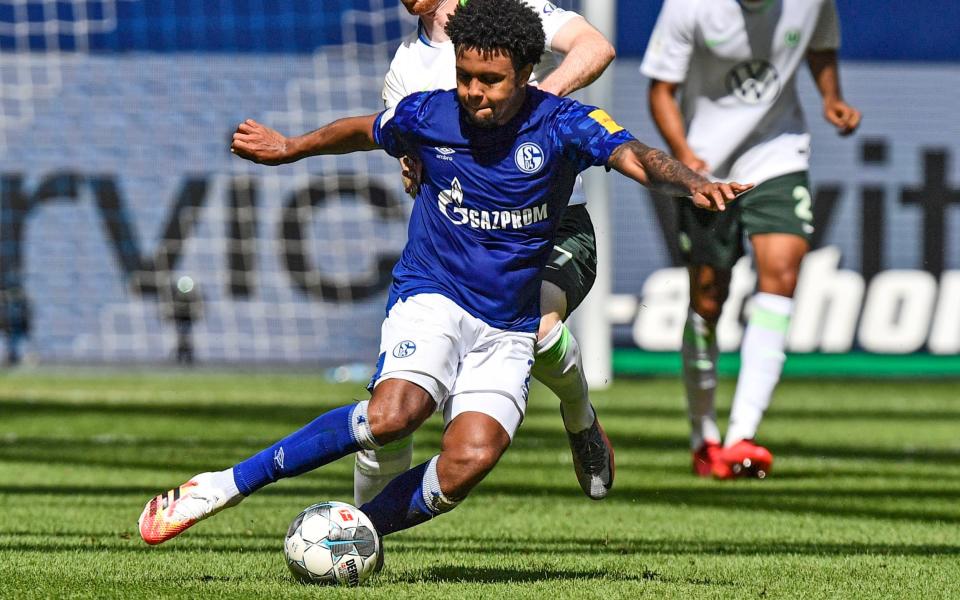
[373,293,536,439]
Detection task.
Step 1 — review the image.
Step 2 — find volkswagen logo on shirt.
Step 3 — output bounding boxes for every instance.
[515,142,544,173]
[393,340,416,358]
[726,59,781,104]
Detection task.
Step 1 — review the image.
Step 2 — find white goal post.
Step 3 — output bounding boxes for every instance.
[574,0,617,389]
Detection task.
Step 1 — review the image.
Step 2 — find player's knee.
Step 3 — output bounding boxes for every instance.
[690,295,723,323]
[439,444,503,500]
[368,382,434,444]
[758,266,800,297]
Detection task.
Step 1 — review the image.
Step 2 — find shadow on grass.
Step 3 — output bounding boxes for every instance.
[392,534,960,559]
[387,564,709,586]
[2,530,958,561]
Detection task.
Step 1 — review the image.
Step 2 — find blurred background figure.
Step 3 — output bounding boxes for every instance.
[163,276,203,365]
[0,287,30,366]
[641,0,860,480]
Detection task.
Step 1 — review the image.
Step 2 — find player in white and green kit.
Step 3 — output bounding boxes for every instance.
[641,0,861,478]
[354,0,618,504]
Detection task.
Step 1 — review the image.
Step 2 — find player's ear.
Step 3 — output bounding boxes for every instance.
[516,63,534,86]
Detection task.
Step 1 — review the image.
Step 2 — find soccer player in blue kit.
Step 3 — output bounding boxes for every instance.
[139,0,750,549]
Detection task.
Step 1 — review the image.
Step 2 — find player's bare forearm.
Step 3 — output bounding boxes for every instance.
[609,140,705,196]
[231,115,380,165]
[538,18,615,97]
[648,80,699,165]
[608,140,753,211]
[806,49,861,135]
[806,49,843,101]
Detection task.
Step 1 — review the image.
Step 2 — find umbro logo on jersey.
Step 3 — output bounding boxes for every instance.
[542,2,562,14]
[435,147,456,161]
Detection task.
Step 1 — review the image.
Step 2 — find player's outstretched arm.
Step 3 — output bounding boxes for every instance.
[607,140,752,211]
[806,49,861,136]
[230,115,381,165]
[538,16,616,97]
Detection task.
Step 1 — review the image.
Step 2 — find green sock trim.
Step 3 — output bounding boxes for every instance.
[750,306,791,333]
[536,324,570,367]
[379,436,413,452]
[683,320,715,352]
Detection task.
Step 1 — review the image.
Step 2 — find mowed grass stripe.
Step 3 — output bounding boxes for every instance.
[0,373,958,598]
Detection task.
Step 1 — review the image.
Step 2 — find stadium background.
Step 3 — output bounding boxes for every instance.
[1,0,958,374]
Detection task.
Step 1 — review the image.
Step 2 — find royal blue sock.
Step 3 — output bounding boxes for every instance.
[360,455,459,536]
[233,401,378,496]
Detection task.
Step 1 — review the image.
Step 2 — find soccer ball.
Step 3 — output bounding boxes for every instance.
[283,501,381,586]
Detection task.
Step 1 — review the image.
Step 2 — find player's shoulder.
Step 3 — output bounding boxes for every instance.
[528,88,590,121]
[388,89,456,131]
[396,88,451,114]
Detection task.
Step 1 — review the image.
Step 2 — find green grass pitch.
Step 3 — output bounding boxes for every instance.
[0,371,958,598]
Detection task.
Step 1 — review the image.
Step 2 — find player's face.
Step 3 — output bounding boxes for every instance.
[454,47,533,128]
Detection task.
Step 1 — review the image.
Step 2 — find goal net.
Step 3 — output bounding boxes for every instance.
[1,0,615,371]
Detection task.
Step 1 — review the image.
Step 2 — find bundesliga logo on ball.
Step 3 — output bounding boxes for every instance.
[284,501,381,586]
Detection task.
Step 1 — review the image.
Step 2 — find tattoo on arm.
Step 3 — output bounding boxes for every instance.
[610,140,708,196]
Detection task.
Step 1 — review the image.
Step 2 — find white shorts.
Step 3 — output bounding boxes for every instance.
[372,293,536,439]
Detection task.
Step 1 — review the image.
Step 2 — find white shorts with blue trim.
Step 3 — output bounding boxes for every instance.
[372,293,536,439]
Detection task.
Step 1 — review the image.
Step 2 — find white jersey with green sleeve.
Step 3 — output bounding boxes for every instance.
[640,0,840,185]
[382,0,587,205]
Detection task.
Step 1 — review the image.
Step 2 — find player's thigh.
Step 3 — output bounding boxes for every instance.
[741,171,813,296]
[678,197,744,273]
[443,329,536,441]
[540,204,597,320]
[371,293,467,404]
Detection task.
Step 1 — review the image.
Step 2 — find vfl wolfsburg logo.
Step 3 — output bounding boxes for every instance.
[725,59,781,105]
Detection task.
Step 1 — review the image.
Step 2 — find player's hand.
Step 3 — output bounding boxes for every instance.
[231,119,295,165]
[400,155,422,197]
[823,98,861,136]
[689,181,753,212]
[679,151,710,175]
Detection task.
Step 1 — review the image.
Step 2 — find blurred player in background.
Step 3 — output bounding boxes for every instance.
[139,0,750,549]
[641,0,861,478]
[357,0,619,504]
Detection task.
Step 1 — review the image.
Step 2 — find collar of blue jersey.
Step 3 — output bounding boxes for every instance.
[457,86,541,142]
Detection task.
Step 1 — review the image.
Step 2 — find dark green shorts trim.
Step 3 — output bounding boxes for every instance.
[541,203,597,316]
[677,171,813,269]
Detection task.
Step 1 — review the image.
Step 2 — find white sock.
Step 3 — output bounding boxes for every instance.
[726,292,793,446]
[353,436,414,505]
[531,321,595,433]
[681,309,720,449]
[213,467,242,501]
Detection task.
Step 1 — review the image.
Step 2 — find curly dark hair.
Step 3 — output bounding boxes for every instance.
[445,0,545,72]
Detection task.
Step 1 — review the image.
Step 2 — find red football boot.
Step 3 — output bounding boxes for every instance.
[691,441,722,477]
[718,439,773,479]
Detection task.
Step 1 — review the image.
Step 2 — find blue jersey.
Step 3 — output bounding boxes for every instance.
[373,88,635,332]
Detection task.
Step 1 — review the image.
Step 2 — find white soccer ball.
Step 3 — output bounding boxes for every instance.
[283,501,381,586]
